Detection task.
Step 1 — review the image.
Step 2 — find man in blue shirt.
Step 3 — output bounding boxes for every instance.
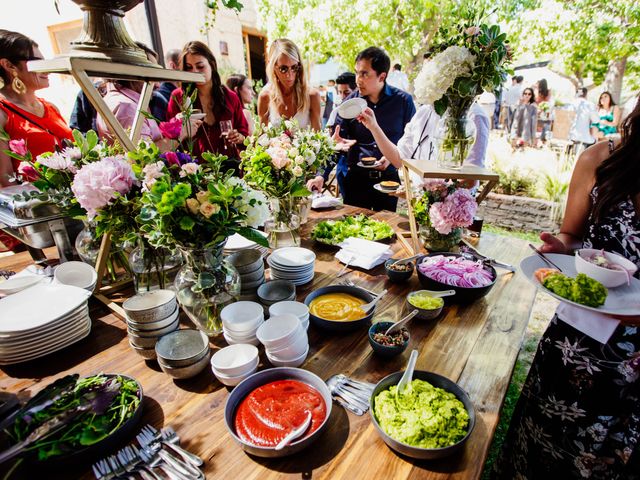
[309,47,415,211]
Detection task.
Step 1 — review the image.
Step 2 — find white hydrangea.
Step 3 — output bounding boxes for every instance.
[229,177,270,227]
[414,46,476,105]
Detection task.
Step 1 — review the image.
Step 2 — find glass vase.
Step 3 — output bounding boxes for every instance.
[295,194,312,225]
[174,243,240,336]
[129,239,182,294]
[419,224,462,252]
[435,113,476,170]
[74,222,132,285]
[264,196,301,248]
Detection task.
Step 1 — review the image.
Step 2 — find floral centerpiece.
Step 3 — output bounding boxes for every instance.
[414,7,511,168]
[139,153,269,335]
[413,180,478,251]
[241,120,334,247]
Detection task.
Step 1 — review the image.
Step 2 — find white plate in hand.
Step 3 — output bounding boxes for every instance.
[520,253,640,316]
[357,161,382,169]
[337,98,367,119]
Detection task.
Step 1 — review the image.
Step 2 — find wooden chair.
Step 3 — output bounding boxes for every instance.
[549,109,576,165]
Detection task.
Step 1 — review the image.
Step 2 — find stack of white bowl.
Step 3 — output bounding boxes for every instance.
[268,301,310,330]
[210,344,259,387]
[220,301,264,346]
[228,250,265,301]
[123,290,180,359]
[256,314,309,368]
[54,261,98,292]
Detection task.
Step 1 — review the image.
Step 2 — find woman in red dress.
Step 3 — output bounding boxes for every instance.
[167,41,248,174]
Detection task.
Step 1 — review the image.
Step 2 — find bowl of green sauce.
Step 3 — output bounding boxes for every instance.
[406,291,446,320]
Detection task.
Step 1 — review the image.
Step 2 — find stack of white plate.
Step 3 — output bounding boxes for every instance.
[267,247,316,286]
[220,301,264,346]
[224,232,269,255]
[0,284,91,365]
[256,313,309,368]
[124,290,180,359]
[268,301,310,330]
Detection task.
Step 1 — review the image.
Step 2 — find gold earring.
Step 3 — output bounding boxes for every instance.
[0,76,4,90]
[12,73,26,95]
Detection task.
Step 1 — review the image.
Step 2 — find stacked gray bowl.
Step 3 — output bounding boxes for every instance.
[155,329,211,379]
[124,290,180,359]
[229,249,265,301]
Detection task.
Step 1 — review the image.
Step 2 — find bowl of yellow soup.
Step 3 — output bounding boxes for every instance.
[304,285,375,332]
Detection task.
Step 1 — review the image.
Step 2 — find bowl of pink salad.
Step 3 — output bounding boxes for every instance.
[416,253,497,304]
[575,248,637,288]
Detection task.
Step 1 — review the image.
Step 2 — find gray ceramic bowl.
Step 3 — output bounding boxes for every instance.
[128,341,157,360]
[257,280,296,305]
[240,266,265,283]
[229,249,264,274]
[126,305,179,331]
[369,370,476,459]
[127,317,180,338]
[158,350,211,379]
[241,276,266,290]
[127,334,159,349]
[155,329,210,367]
[405,292,445,320]
[224,367,332,457]
[123,290,177,323]
[303,285,375,332]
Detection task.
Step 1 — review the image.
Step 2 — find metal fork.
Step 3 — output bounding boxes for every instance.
[136,444,185,480]
[161,426,204,467]
[338,279,378,297]
[117,446,157,480]
[92,458,114,480]
[137,428,202,479]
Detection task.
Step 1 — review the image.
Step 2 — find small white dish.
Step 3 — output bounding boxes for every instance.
[265,329,308,359]
[221,301,264,333]
[211,344,259,377]
[54,261,97,290]
[337,97,367,119]
[575,249,638,288]
[373,182,400,194]
[0,275,45,296]
[269,248,316,268]
[223,331,260,346]
[256,314,302,349]
[356,161,382,169]
[212,362,258,387]
[269,301,309,320]
[266,344,309,368]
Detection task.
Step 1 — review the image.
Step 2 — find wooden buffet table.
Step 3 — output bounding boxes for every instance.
[0,206,537,479]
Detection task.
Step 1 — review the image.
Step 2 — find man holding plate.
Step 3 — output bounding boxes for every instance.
[307,47,415,211]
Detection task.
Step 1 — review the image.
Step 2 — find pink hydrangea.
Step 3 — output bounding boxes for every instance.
[72,156,136,218]
[429,188,477,234]
[422,179,449,195]
[9,139,27,157]
[159,117,182,139]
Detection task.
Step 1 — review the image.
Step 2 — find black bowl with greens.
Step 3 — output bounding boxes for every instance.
[311,215,395,247]
[2,373,143,467]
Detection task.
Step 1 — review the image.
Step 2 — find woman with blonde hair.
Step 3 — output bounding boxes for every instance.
[257,38,321,130]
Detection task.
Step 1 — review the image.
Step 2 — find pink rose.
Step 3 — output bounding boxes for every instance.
[267,146,290,169]
[17,161,38,180]
[9,139,27,157]
[159,117,182,139]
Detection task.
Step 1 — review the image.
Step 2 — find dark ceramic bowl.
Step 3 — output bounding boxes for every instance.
[384,259,414,283]
[303,285,375,332]
[368,322,409,358]
[369,370,475,459]
[415,253,496,304]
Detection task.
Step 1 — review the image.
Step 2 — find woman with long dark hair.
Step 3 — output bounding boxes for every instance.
[510,87,537,147]
[226,73,254,135]
[591,91,621,140]
[167,41,248,170]
[493,97,640,478]
[535,78,554,144]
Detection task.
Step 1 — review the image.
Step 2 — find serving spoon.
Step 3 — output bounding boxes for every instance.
[385,309,419,335]
[412,289,456,299]
[359,289,388,312]
[397,349,419,397]
[388,254,422,268]
[275,412,312,450]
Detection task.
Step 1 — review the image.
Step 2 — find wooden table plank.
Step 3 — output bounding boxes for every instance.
[0,206,536,479]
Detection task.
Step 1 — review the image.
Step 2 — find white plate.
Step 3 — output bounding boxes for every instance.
[0,284,91,333]
[0,323,91,364]
[225,232,267,251]
[0,275,45,296]
[357,161,382,169]
[337,98,367,119]
[520,253,640,316]
[373,183,401,194]
[0,315,90,354]
[269,248,316,268]
[0,306,90,343]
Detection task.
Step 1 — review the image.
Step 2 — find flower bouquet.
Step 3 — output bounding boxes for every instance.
[414,6,511,169]
[241,120,334,247]
[139,153,269,335]
[413,180,478,251]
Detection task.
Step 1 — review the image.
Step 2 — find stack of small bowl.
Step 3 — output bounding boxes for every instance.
[268,301,309,330]
[228,250,265,301]
[155,329,211,379]
[211,344,259,387]
[256,280,296,313]
[256,314,308,367]
[220,301,264,346]
[124,290,179,359]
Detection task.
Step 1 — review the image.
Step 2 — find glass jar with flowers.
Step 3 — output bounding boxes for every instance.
[241,120,334,248]
[139,153,269,336]
[414,8,511,169]
[413,180,478,252]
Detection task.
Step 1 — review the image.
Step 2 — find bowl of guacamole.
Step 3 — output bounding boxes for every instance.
[369,370,475,459]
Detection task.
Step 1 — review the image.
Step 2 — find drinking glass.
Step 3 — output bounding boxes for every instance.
[220,120,233,152]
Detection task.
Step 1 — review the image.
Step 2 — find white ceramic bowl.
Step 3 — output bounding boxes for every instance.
[575,249,638,288]
[212,362,259,387]
[123,290,177,322]
[264,329,308,359]
[266,344,309,368]
[268,301,309,321]
[221,301,264,333]
[54,261,97,290]
[211,344,259,377]
[256,314,302,349]
[222,323,261,339]
[223,331,260,346]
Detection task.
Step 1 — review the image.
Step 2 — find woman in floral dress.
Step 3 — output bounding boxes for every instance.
[493,98,640,479]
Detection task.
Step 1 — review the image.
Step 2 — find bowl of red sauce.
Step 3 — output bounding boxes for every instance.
[224,367,332,457]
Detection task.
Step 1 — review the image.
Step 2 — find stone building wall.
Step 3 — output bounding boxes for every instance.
[478,193,561,233]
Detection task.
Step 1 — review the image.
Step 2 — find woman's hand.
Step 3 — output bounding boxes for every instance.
[332,125,357,152]
[356,107,379,132]
[373,156,390,171]
[227,129,245,145]
[539,231,569,254]
[306,175,324,192]
[178,117,203,142]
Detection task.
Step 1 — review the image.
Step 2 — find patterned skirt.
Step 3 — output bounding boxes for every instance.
[492,316,640,479]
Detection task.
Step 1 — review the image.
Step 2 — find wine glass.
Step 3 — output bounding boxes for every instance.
[220,120,233,152]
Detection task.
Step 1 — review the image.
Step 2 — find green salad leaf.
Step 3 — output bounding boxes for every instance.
[311,215,395,245]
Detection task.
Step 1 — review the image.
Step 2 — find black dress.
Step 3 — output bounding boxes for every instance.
[492,188,640,479]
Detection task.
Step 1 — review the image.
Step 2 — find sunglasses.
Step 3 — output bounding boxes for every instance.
[276,64,301,75]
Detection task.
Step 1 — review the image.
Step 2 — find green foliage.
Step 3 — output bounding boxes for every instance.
[493,163,537,197]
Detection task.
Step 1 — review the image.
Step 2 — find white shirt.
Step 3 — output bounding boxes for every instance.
[503,83,524,107]
[387,70,410,92]
[569,97,597,144]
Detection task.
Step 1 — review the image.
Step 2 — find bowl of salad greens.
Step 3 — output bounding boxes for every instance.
[2,373,143,466]
[311,215,395,246]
